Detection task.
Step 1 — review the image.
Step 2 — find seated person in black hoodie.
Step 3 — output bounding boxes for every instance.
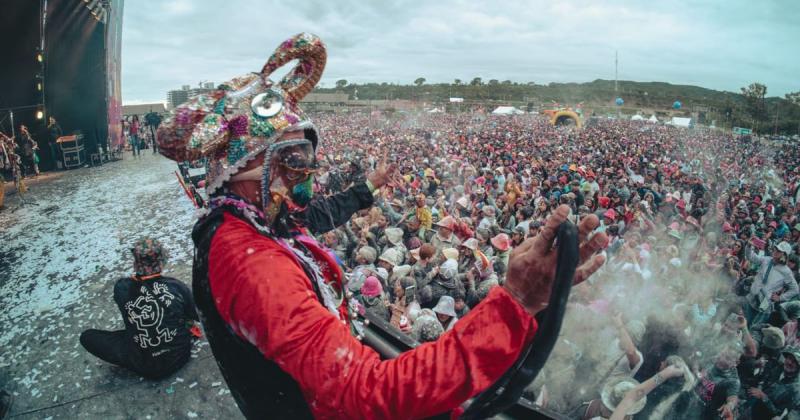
[80,238,198,379]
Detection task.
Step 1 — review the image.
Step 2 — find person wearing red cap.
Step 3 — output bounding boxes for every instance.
[158,34,609,419]
[490,233,512,269]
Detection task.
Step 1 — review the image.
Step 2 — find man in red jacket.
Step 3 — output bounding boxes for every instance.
[158,33,607,419]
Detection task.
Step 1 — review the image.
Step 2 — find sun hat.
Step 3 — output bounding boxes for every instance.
[384,227,404,246]
[601,377,646,415]
[490,233,511,251]
[782,301,800,320]
[776,241,793,255]
[392,264,413,279]
[435,215,457,230]
[782,346,800,363]
[378,248,402,267]
[442,248,459,261]
[357,246,377,264]
[432,296,457,318]
[439,259,459,280]
[361,276,383,298]
[761,326,785,350]
[461,238,479,251]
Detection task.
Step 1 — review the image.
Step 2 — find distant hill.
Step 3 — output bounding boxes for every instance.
[315,79,800,134]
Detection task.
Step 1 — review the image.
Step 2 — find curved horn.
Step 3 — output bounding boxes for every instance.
[261,33,327,104]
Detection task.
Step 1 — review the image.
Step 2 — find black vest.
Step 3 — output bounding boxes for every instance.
[191,209,314,419]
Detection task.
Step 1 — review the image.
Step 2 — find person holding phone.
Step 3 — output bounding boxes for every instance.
[389,277,419,333]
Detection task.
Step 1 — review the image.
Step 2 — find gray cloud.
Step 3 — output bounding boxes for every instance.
[122,0,800,103]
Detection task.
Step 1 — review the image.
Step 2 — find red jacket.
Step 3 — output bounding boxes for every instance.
[209,213,537,419]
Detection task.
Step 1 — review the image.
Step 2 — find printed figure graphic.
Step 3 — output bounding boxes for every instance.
[126,287,178,349]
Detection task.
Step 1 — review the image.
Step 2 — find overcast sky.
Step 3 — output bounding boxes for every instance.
[121,0,800,104]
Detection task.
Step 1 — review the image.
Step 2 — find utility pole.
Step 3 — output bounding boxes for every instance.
[615,50,619,118]
[614,50,618,95]
[773,102,779,135]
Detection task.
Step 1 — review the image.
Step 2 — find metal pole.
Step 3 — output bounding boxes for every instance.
[773,102,779,135]
[10,110,16,138]
[40,0,48,120]
[615,51,620,118]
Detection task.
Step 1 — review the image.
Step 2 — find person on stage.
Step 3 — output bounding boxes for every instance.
[47,116,63,170]
[15,125,38,177]
[157,33,607,419]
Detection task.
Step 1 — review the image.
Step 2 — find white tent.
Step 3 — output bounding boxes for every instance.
[631,114,645,121]
[671,117,693,128]
[427,107,444,113]
[648,115,658,123]
[491,106,524,115]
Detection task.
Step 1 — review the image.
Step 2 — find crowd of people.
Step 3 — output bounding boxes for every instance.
[301,112,800,419]
[120,111,163,156]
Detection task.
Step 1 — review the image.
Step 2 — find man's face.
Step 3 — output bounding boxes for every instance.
[785,354,799,374]
[454,299,465,311]
[323,232,337,246]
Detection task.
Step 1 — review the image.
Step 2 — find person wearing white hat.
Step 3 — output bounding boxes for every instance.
[743,239,798,325]
[431,215,461,256]
[455,196,472,218]
[432,296,458,331]
[348,246,378,293]
[581,376,646,420]
[382,227,407,263]
[441,247,459,262]
[377,248,403,288]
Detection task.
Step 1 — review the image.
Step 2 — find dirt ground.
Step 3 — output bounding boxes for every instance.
[0,152,243,419]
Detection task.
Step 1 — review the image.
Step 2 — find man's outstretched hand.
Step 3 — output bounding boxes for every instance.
[504,205,607,315]
[367,153,402,189]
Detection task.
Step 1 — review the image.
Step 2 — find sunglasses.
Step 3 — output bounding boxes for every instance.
[275,144,319,182]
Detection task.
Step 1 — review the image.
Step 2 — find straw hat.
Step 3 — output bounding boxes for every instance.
[601,377,646,415]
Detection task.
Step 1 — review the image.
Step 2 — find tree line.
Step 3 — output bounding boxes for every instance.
[321,79,800,135]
